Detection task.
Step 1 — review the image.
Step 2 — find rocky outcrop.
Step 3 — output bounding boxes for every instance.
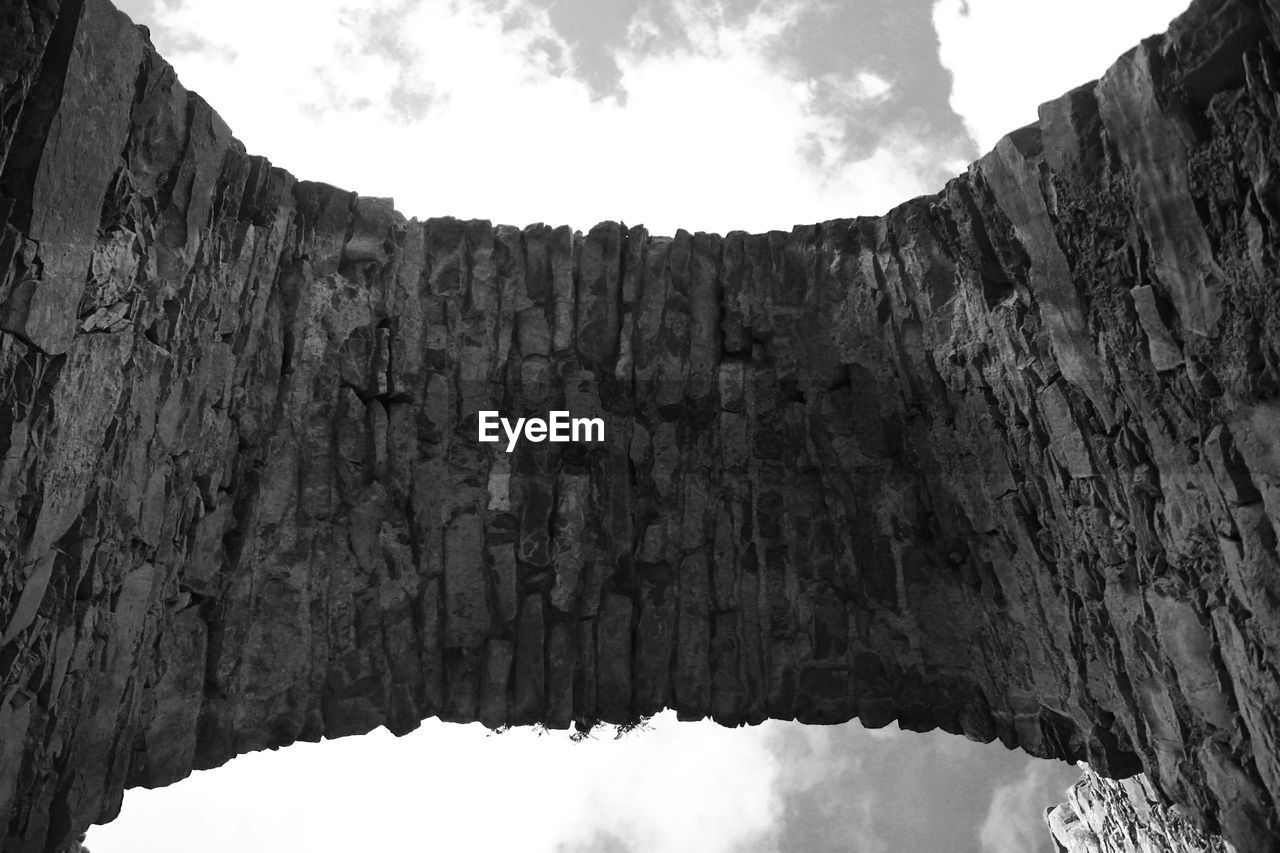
[2,0,1280,851]
[1047,766,1235,853]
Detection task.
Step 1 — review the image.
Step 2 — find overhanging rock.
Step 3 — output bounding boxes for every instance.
[1047,765,1237,852]
[2,0,1280,850]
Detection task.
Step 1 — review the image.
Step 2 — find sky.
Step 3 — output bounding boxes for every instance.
[87,0,1189,850]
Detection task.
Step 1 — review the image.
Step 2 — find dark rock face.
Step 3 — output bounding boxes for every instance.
[1,0,1280,850]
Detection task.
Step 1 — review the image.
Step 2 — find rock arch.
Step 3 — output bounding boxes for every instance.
[2,0,1280,850]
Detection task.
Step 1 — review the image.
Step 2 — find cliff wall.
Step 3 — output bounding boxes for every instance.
[2,0,1280,850]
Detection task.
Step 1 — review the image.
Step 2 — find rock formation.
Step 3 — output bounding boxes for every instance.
[2,0,1280,850]
[1047,766,1235,852]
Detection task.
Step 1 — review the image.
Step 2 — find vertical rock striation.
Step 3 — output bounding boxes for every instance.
[1,0,1280,851]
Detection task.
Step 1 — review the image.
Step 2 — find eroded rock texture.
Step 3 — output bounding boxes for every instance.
[2,0,1280,850]
[1047,766,1235,853]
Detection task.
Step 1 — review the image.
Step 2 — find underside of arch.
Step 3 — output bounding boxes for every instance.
[2,0,1280,850]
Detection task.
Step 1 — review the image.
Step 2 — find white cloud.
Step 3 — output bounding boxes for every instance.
[979,762,1076,853]
[932,0,1192,153]
[90,713,784,853]
[855,71,892,100]
[143,0,950,235]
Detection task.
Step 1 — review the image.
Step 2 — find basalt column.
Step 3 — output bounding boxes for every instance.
[3,0,1280,851]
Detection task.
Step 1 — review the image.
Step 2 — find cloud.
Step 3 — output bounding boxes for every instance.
[756,724,892,853]
[90,713,785,853]
[750,721,1082,853]
[554,715,783,853]
[932,0,1193,153]
[88,708,1077,853]
[979,761,1077,853]
[555,830,636,853]
[140,0,958,234]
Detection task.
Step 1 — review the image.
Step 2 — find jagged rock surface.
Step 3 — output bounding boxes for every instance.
[2,0,1280,851]
[1047,767,1235,853]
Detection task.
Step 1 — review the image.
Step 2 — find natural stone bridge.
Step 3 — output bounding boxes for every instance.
[2,0,1280,850]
